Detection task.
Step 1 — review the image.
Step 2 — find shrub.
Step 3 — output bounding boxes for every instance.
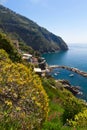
[0,49,11,62]
[68,109,87,127]
[0,33,21,62]
[63,97,85,123]
[0,50,49,130]
[42,121,61,130]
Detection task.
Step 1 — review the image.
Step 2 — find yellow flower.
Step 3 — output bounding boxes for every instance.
[5,100,12,106]
[32,96,36,100]
[16,107,21,111]
[35,101,41,107]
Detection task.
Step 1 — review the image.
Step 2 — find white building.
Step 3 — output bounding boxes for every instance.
[22,53,32,60]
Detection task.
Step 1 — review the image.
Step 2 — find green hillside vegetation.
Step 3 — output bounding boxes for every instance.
[19,41,34,54]
[0,32,87,129]
[0,49,49,130]
[0,5,68,53]
[0,33,21,62]
[41,77,87,130]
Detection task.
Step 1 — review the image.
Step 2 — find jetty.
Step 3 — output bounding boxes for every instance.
[48,65,87,77]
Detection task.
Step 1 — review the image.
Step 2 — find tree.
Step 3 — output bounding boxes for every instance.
[0,33,21,62]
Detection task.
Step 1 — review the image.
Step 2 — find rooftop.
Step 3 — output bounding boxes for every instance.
[34,68,42,73]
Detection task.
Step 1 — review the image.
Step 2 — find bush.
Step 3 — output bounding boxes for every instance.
[68,109,87,127]
[0,49,49,130]
[0,33,21,62]
[42,121,62,130]
[0,49,11,62]
[63,97,85,123]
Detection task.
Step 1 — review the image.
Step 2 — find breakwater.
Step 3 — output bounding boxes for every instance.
[48,65,87,77]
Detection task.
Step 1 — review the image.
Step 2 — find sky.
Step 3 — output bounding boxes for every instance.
[1,0,87,44]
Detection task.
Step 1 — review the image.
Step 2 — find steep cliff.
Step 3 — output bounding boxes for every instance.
[0,5,68,53]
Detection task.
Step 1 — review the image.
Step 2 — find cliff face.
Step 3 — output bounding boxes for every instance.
[0,5,68,53]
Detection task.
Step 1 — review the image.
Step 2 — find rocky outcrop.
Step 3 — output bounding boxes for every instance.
[59,80,82,95]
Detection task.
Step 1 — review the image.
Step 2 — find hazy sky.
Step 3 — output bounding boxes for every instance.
[1,0,87,44]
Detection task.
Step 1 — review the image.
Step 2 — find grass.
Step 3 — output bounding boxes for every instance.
[41,77,87,130]
[42,101,63,130]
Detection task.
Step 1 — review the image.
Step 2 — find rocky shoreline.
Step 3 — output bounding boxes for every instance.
[58,80,82,95]
[47,65,87,96]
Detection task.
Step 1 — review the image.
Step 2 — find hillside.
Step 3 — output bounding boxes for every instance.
[0,5,68,53]
[41,77,87,130]
[0,33,87,129]
[0,33,22,62]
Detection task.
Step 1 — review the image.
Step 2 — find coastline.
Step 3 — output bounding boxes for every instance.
[45,64,87,97]
[48,65,87,77]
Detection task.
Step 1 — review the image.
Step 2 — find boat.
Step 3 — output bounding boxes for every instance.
[54,71,60,76]
[69,74,74,77]
[54,73,57,76]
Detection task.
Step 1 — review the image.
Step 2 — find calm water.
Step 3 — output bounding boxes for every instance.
[42,45,87,100]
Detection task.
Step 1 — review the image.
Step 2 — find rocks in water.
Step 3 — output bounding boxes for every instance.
[59,80,82,95]
[59,80,71,86]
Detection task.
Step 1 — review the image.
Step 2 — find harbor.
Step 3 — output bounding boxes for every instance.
[48,65,87,78]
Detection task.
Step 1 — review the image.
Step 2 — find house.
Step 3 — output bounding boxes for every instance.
[22,53,32,62]
[31,57,38,64]
[34,68,42,75]
[34,68,47,77]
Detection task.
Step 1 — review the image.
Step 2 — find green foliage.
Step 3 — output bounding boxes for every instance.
[42,77,65,129]
[0,49,49,130]
[42,121,62,130]
[63,97,86,123]
[0,49,11,62]
[68,109,87,127]
[41,77,87,129]
[19,41,34,54]
[0,33,21,62]
[41,77,59,99]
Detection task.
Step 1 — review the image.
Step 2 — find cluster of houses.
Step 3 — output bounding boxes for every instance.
[22,53,49,76]
[12,39,49,76]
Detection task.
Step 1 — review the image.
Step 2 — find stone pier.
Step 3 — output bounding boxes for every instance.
[48,65,87,77]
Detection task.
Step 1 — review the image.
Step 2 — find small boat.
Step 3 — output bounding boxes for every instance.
[78,91,83,95]
[69,74,74,77]
[54,73,57,76]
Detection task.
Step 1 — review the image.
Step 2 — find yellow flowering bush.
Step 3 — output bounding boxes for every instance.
[68,109,87,127]
[0,49,11,63]
[0,49,49,130]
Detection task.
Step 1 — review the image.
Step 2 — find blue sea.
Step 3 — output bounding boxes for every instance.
[42,44,87,101]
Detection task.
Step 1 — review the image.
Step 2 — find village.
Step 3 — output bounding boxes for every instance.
[12,40,50,76]
[12,40,85,96]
